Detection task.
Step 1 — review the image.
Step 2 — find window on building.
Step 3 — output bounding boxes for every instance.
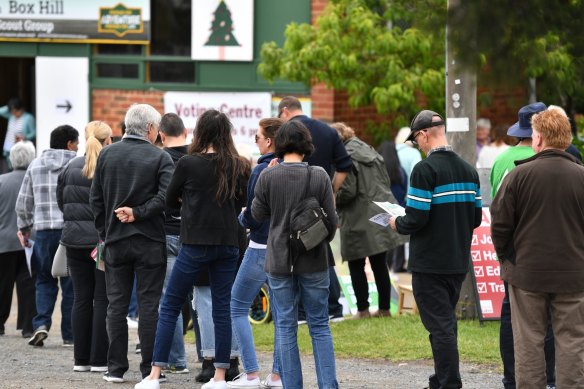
[92,0,195,86]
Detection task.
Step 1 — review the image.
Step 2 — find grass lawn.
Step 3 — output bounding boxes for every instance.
[250,315,501,366]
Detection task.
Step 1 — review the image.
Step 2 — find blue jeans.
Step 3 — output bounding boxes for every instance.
[153,244,238,369]
[268,271,338,389]
[231,247,279,374]
[194,286,239,358]
[32,229,73,341]
[164,235,186,368]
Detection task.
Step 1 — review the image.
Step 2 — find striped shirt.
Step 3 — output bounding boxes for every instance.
[396,149,482,274]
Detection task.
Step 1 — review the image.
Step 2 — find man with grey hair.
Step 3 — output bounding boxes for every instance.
[90,104,174,383]
[0,141,36,338]
[476,117,492,158]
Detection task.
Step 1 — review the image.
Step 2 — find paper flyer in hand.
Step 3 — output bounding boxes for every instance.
[373,201,406,217]
[369,213,391,227]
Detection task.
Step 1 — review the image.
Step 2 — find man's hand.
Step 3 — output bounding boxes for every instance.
[17,230,31,248]
[115,207,135,223]
[389,216,398,231]
[268,158,279,168]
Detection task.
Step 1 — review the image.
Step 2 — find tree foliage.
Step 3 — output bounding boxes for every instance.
[258,0,446,137]
[447,0,584,119]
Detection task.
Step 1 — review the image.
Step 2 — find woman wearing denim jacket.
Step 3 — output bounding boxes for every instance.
[228,118,283,389]
[136,109,250,389]
[252,120,339,389]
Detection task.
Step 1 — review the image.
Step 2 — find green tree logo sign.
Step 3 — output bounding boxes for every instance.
[205,0,240,47]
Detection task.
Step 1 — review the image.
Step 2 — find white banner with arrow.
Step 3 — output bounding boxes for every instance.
[36,57,89,155]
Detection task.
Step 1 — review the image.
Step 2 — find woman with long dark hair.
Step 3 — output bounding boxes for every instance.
[136,109,250,389]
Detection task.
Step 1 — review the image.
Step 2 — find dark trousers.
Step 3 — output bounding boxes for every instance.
[412,272,466,389]
[67,247,109,367]
[104,236,166,378]
[347,252,391,311]
[0,250,36,335]
[386,244,407,272]
[500,281,555,388]
[299,244,343,320]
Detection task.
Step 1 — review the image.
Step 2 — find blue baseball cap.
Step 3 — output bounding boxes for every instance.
[507,102,547,138]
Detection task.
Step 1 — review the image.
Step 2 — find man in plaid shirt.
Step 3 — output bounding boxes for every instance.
[15,125,79,347]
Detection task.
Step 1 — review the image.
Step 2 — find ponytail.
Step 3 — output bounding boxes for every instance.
[82,121,112,179]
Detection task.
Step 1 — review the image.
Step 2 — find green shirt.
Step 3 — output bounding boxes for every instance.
[490,146,534,198]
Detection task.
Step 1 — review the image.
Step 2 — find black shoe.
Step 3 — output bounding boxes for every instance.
[0,327,4,336]
[135,343,141,354]
[225,358,240,381]
[22,331,33,338]
[195,359,215,383]
[28,325,48,347]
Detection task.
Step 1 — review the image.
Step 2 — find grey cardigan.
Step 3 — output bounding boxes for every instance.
[0,169,26,253]
[252,163,337,275]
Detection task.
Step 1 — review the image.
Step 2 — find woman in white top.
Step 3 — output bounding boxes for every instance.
[476,124,513,169]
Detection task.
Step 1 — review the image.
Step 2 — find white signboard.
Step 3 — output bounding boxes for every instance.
[192,0,254,61]
[164,91,271,151]
[36,56,89,155]
[0,1,150,44]
[446,117,470,132]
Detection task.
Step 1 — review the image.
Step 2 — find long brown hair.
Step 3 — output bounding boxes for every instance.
[189,109,250,204]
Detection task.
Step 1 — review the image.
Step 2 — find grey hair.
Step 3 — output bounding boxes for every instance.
[477,118,491,129]
[9,141,36,169]
[124,104,161,137]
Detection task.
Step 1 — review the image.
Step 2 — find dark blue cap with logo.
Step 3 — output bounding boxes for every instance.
[507,102,547,138]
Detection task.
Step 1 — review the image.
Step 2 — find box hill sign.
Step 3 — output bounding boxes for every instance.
[0,0,150,44]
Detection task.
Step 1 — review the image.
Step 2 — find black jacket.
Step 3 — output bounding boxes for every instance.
[163,145,188,235]
[90,136,174,245]
[57,156,99,248]
[166,153,247,247]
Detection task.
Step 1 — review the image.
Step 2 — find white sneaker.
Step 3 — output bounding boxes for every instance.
[73,365,90,372]
[227,373,261,388]
[91,366,108,372]
[134,377,160,389]
[202,378,228,389]
[261,374,283,388]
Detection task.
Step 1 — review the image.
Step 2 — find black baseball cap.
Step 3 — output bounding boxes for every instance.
[405,110,445,142]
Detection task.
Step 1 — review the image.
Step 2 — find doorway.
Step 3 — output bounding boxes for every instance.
[0,57,36,162]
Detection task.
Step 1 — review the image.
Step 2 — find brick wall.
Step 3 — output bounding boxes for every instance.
[92,89,164,137]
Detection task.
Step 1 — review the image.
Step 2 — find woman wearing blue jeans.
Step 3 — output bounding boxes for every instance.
[135,109,250,389]
[228,118,283,389]
[252,121,339,389]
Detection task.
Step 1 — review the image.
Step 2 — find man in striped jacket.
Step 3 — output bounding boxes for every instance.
[390,110,482,389]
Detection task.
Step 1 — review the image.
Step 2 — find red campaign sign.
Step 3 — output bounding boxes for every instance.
[471,208,505,320]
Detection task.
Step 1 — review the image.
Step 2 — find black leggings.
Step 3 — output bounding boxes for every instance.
[347,252,390,311]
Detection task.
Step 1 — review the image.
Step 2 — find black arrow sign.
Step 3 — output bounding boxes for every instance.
[56,100,72,113]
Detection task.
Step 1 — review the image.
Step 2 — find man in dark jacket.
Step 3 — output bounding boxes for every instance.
[491,109,584,388]
[158,113,188,373]
[278,96,352,321]
[90,104,174,383]
[390,110,482,389]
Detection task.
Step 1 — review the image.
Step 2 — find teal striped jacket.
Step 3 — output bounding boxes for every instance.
[396,149,482,274]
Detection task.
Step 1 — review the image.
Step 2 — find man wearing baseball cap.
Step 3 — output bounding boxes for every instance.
[390,110,482,389]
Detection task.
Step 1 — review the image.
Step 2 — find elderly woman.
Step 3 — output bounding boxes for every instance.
[331,122,405,318]
[0,141,36,337]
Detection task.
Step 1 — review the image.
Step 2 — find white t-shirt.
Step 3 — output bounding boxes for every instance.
[476,143,510,169]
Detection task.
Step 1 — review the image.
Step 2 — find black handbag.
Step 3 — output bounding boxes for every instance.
[289,166,329,255]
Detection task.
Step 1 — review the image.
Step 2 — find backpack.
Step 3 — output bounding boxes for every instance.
[289,166,330,267]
